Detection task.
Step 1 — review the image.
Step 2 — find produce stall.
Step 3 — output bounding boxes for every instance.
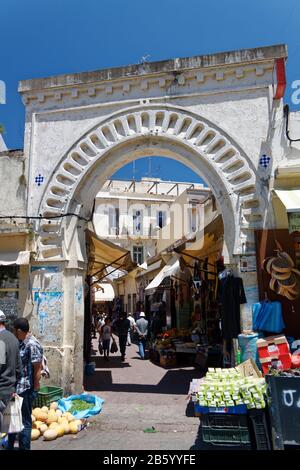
[189,361,272,449]
[1,392,104,447]
[266,368,300,450]
[150,328,202,368]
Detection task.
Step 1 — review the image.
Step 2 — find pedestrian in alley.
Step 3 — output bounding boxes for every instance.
[0,311,22,433]
[114,312,130,362]
[127,313,136,346]
[150,311,164,341]
[135,312,149,360]
[99,317,114,361]
[8,318,43,450]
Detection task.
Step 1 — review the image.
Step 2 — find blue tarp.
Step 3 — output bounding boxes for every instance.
[58,393,104,419]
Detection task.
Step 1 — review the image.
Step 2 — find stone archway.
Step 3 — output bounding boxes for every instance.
[38,104,267,261]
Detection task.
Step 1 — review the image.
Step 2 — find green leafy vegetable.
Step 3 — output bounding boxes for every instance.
[69,399,94,414]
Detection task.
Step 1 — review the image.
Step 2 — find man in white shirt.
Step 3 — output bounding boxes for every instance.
[127,313,136,346]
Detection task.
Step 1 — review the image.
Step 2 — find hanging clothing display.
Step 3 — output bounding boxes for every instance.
[219,273,247,340]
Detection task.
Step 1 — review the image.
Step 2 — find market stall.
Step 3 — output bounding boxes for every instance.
[189,361,272,449]
[1,391,104,447]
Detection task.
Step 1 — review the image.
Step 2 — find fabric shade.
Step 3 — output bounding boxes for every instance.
[275,190,300,213]
[181,214,224,262]
[0,251,30,266]
[136,259,162,278]
[86,229,135,276]
[145,255,181,292]
[94,283,115,302]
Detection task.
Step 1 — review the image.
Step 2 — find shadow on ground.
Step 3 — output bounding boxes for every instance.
[92,356,132,369]
[84,364,202,395]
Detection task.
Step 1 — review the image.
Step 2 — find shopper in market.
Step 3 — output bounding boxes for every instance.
[8,318,43,450]
[0,311,22,433]
[99,317,114,361]
[135,312,149,360]
[127,313,136,346]
[150,312,164,341]
[113,312,130,362]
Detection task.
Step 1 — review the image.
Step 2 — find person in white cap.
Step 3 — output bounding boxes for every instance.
[0,311,22,432]
[135,312,149,359]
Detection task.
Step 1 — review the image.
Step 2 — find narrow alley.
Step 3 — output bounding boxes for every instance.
[32,338,201,450]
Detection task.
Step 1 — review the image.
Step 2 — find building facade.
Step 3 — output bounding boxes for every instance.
[1,44,299,391]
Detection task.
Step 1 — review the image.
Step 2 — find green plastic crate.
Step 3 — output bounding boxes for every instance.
[202,426,251,445]
[201,413,251,446]
[33,386,63,408]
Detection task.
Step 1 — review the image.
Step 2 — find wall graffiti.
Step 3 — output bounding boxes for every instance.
[33,291,63,343]
[75,287,83,304]
[282,389,300,408]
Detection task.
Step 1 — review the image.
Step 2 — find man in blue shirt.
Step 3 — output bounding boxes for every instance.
[8,318,43,450]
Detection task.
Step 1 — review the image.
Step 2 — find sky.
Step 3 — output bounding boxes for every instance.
[0,0,299,182]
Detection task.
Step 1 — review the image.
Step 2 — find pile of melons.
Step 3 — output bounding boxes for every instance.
[31,402,84,441]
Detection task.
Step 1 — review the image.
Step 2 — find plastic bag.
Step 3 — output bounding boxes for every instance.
[110,339,118,354]
[252,301,285,333]
[2,395,24,434]
[98,342,103,355]
[58,393,104,420]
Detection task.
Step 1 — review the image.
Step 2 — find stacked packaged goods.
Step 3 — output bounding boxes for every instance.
[192,366,266,414]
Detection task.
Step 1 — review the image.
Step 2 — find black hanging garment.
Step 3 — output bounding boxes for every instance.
[220,275,246,340]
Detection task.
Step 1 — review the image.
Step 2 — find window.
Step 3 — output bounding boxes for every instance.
[133,210,142,235]
[108,207,119,235]
[133,246,144,265]
[157,210,167,229]
[189,203,198,232]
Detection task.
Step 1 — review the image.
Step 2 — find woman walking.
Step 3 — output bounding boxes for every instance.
[99,317,113,361]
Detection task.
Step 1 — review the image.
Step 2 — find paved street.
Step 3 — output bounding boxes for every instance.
[32,338,202,450]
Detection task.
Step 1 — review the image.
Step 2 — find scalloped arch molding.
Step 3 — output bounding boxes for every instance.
[38,105,266,259]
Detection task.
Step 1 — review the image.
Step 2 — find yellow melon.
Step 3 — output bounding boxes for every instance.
[33,420,43,430]
[39,424,48,435]
[41,406,49,413]
[46,413,58,425]
[43,429,58,441]
[69,422,78,434]
[49,422,59,430]
[61,423,70,434]
[65,412,75,422]
[56,425,65,438]
[32,408,41,418]
[31,429,40,440]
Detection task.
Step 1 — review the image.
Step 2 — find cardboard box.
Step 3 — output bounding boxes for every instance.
[260,354,292,375]
[257,336,290,359]
[236,358,262,378]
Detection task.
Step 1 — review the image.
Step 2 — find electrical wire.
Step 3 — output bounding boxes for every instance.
[284,104,300,142]
[0,213,91,222]
[0,200,96,223]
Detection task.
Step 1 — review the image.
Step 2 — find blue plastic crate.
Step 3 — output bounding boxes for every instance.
[195,403,247,415]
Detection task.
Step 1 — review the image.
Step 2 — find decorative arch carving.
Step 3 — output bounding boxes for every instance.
[38,105,265,259]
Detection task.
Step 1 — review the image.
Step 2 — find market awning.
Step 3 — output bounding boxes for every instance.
[94,283,115,302]
[0,251,30,266]
[136,259,162,278]
[86,229,135,278]
[181,214,224,262]
[145,255,182,292]
[274,190,300,213]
